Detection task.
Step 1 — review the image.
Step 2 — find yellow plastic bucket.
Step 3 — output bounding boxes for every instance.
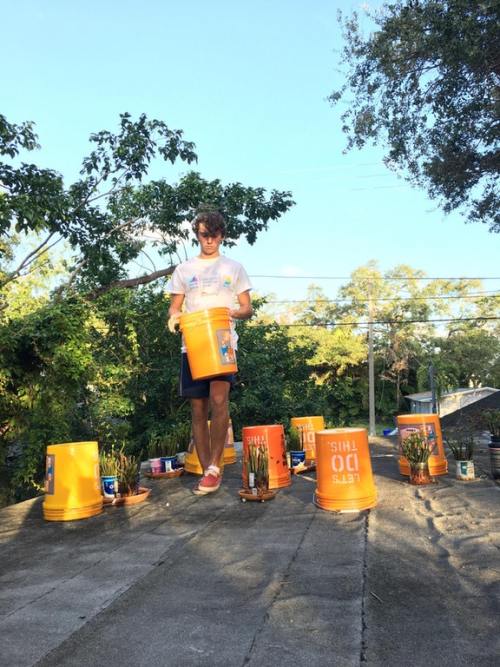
[242,425,291,490]
[43,441,103,521]
[396,413,448,476]
[209,419,237,465]
[184,433,225,475]
[314,428,377,512]
[290,416,325,462]
[180,307,237,380]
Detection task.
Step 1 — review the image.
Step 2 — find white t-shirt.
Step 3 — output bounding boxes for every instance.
[167,255,252,351]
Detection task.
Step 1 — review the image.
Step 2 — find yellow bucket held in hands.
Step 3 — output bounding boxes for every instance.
[180,307,237,380]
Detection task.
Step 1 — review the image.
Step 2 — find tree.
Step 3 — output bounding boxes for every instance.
[331,1,500,231]
[0,113,294,296]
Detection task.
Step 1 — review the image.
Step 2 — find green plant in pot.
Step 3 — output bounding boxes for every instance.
[482,410,500,479]
[444,429,475,481]
[99,450,119,498]
[401,431,434,485]
[286,426,306,468]
[483,409,500,445]
[147,432,164,474]
[174,422,192,466]
[116,452,140,496]
[157,432,179,471]
[246,443,269,495]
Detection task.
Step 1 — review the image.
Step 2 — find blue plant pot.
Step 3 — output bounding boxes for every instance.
[290,450,306,467]
[161,455,178,472]
[101,475,117,498]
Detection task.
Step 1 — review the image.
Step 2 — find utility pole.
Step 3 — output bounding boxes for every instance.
[429,346,441,414]
[368,286,376,436]
[429,361,437,414]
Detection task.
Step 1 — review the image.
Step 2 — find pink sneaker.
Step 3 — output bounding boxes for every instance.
[193,466,222,495]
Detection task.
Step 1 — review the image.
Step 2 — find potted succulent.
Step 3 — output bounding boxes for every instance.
[147,433,164,475]
[99,450,119,499]
[174,422,192,467]
[114,451,151,505]
[483,409,500,445]
[240,443,275,502]
[483,410,500,479]
[401,431,435,485]
[157,432,178,472]
[286,426,306,468]
[444,430,475,481]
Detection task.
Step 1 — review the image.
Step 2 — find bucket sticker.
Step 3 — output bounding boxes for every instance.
[329,439,360,484]
[399,424,437,455]
[45,454,55,494]
[216,329,236,365]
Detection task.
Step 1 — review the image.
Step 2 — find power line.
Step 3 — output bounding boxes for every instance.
[252,316,500,328]
[250,274,500,281]
[264,292,500,304]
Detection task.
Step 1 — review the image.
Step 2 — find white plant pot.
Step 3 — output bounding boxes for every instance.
[456,460,475,481]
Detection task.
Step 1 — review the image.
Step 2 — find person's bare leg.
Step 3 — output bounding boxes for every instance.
[209,381,230,469]
[190,398,210,471]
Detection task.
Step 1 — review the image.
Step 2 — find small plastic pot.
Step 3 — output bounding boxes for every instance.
[101,475,117,498]
[290,450,306,467]
[409,462,432,485]
[455,460,475,481]
[149,458,162,475]
[161,455,178,472]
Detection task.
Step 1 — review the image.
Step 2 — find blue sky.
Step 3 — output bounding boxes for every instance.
[2,0,498,302]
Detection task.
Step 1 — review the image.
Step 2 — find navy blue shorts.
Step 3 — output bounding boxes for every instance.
[179,353,235,399]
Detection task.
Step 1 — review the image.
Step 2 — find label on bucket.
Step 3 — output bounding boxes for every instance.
[45,454,55,494]
[329,439,361,484]
[216,329,236,365]
[399,424,437,454]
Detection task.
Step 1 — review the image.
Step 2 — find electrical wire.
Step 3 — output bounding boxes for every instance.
[250,274,500,281]
[250,316,500,328]
[264,292,500,304]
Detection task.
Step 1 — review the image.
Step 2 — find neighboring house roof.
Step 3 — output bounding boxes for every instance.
[441,390,500,429]
[405,387,499,402]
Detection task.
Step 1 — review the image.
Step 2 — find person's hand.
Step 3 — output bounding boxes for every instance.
[167,313,180,333]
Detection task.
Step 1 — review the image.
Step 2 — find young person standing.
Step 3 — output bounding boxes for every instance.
[167,211,253,495]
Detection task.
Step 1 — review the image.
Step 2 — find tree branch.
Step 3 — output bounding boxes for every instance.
[88,264,176,299]
[58,217,142,295]
[0,232,62,289]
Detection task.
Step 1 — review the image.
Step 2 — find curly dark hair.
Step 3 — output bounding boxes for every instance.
[192,210,226,237]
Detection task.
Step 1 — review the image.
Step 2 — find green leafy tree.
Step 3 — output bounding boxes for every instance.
[230,314,323,434]
[0,113,294,295]
[331,1,500,231]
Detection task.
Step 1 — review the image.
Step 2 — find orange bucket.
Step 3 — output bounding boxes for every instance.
[396,414,448,476]
[290,416,325,461]
[242,425,291,490]
[180,307,237,380]
[314,428,377,512]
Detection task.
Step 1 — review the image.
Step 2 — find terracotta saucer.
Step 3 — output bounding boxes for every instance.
[145,468,184,479]
[238,488,276,502]
[103,487,151,506]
